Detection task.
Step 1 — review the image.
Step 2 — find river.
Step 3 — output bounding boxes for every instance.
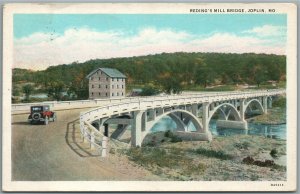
[151,116,286,140]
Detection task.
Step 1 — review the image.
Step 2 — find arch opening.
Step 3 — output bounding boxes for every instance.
[244,99,264,118]
[208,103,241,124]
[141,109,204,145]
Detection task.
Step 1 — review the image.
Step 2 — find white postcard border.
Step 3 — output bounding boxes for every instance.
[2,3,297,191]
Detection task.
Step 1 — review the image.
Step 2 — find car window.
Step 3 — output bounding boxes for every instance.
[44,106,49,111]
[32,107,42,111]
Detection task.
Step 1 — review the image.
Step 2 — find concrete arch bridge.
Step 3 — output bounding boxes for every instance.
[79,89,285,154]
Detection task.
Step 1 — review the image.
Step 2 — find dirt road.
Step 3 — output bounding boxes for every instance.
[12,109,158,181]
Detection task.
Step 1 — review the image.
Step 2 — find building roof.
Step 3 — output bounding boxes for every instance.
[86,68,126,79]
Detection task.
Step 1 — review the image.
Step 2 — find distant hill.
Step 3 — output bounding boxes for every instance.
[13,52,286,84]
[12,52,286,99]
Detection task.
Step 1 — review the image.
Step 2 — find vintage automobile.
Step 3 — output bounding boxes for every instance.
[28,105,56,125]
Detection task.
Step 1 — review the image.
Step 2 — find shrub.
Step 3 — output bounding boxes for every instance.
[234,141,250,150]
[170,136,183,143]
[164,130,182,143]
[194,148,233,160]
[270,148,278,158]
[164,130,173,138]
[272,97,286,108]
[183,162,206,175]
[146,136,157,147]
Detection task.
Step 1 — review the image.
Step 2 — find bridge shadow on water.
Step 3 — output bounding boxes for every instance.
[65,119,100,157]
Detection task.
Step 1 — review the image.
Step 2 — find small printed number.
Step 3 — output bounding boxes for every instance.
[271,184,284,186]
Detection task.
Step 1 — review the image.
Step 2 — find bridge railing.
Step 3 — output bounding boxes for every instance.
[12,89,285,114]
[79,89,285,154]
[80,89,285,122]
[80,111,130,156]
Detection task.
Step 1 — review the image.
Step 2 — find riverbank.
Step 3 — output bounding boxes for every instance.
[113,133,286,181]
[248,107,286,125]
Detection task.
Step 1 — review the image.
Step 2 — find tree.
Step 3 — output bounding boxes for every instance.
[140,85,160,96]
[253,65,267,87]
[69,71,89,99]
[22,84,33,101]
[195,65,216,88]
[254,70,266,88]
[12,87,20,96]
[47,81,65,101]
[159,73,183,94]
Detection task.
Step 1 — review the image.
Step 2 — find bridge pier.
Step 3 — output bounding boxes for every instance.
[202,102,209,133]
[131,111,143,147]
[216,120,248,130]
[263,96,268,114]
[240,98,246,121]
[149,109,156,121]
[268,98,272,108]
[191,104,198,116]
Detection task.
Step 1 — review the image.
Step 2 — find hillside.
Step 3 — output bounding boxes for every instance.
[12,52,286,101]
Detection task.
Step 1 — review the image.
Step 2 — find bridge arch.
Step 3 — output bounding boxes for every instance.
[244,99,264,115]
[208,103,241,123]
[141,109,204,141]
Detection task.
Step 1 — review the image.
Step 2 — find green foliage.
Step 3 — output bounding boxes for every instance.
[140,85,160,96]
[159,75,183,94]
[253,66,267,87]
[12,87,20,96]
[126,147,206,179]
[12,52,286,101]
[270,148,278,158]
[234,141,251,150]
[164,130,173,138]
[195,64,217,87]
[46,81,65,101]
[272,97,286,108]
[163,130,182,143]
[193,148,233,160]
[170,135,183,143]
[126,147,178,168]
[22,84,34,101]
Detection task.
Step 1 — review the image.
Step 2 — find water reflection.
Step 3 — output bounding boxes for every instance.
[151,117,286,140]
[208,120,286,140]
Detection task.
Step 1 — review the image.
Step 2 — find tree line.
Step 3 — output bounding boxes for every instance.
[13,52,286,100]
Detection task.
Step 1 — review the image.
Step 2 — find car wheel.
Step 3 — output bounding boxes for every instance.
[44,116,49,125]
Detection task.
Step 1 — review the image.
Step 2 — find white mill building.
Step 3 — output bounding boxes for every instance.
[86,68,126,99]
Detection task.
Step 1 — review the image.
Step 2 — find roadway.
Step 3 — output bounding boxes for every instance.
[12,108,159,181]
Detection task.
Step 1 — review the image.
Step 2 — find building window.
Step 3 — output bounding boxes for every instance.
[106,77,108,81]
[91,92,93,96]
[122,85,124,89]
[117,85,119,89]
[122,78,124,82]
[92,84,94,88]
[99,85,101,88]
[122,92,123,96]
[112,93,114,96]
[106,85,108,89]
[91,77,94,81]
[112,85,114,89]
[112,78,114,81]
[117,78,119,82]
[99,92,101,96]
[106,93,108,96]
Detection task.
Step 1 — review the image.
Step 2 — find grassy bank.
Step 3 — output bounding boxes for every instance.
[248,96,286,125]
[120,134,286,181]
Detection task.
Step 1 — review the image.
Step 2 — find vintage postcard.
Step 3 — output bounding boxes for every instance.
[2,3,297,192]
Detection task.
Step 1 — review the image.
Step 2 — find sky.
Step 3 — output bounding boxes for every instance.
[14,14,287,70]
